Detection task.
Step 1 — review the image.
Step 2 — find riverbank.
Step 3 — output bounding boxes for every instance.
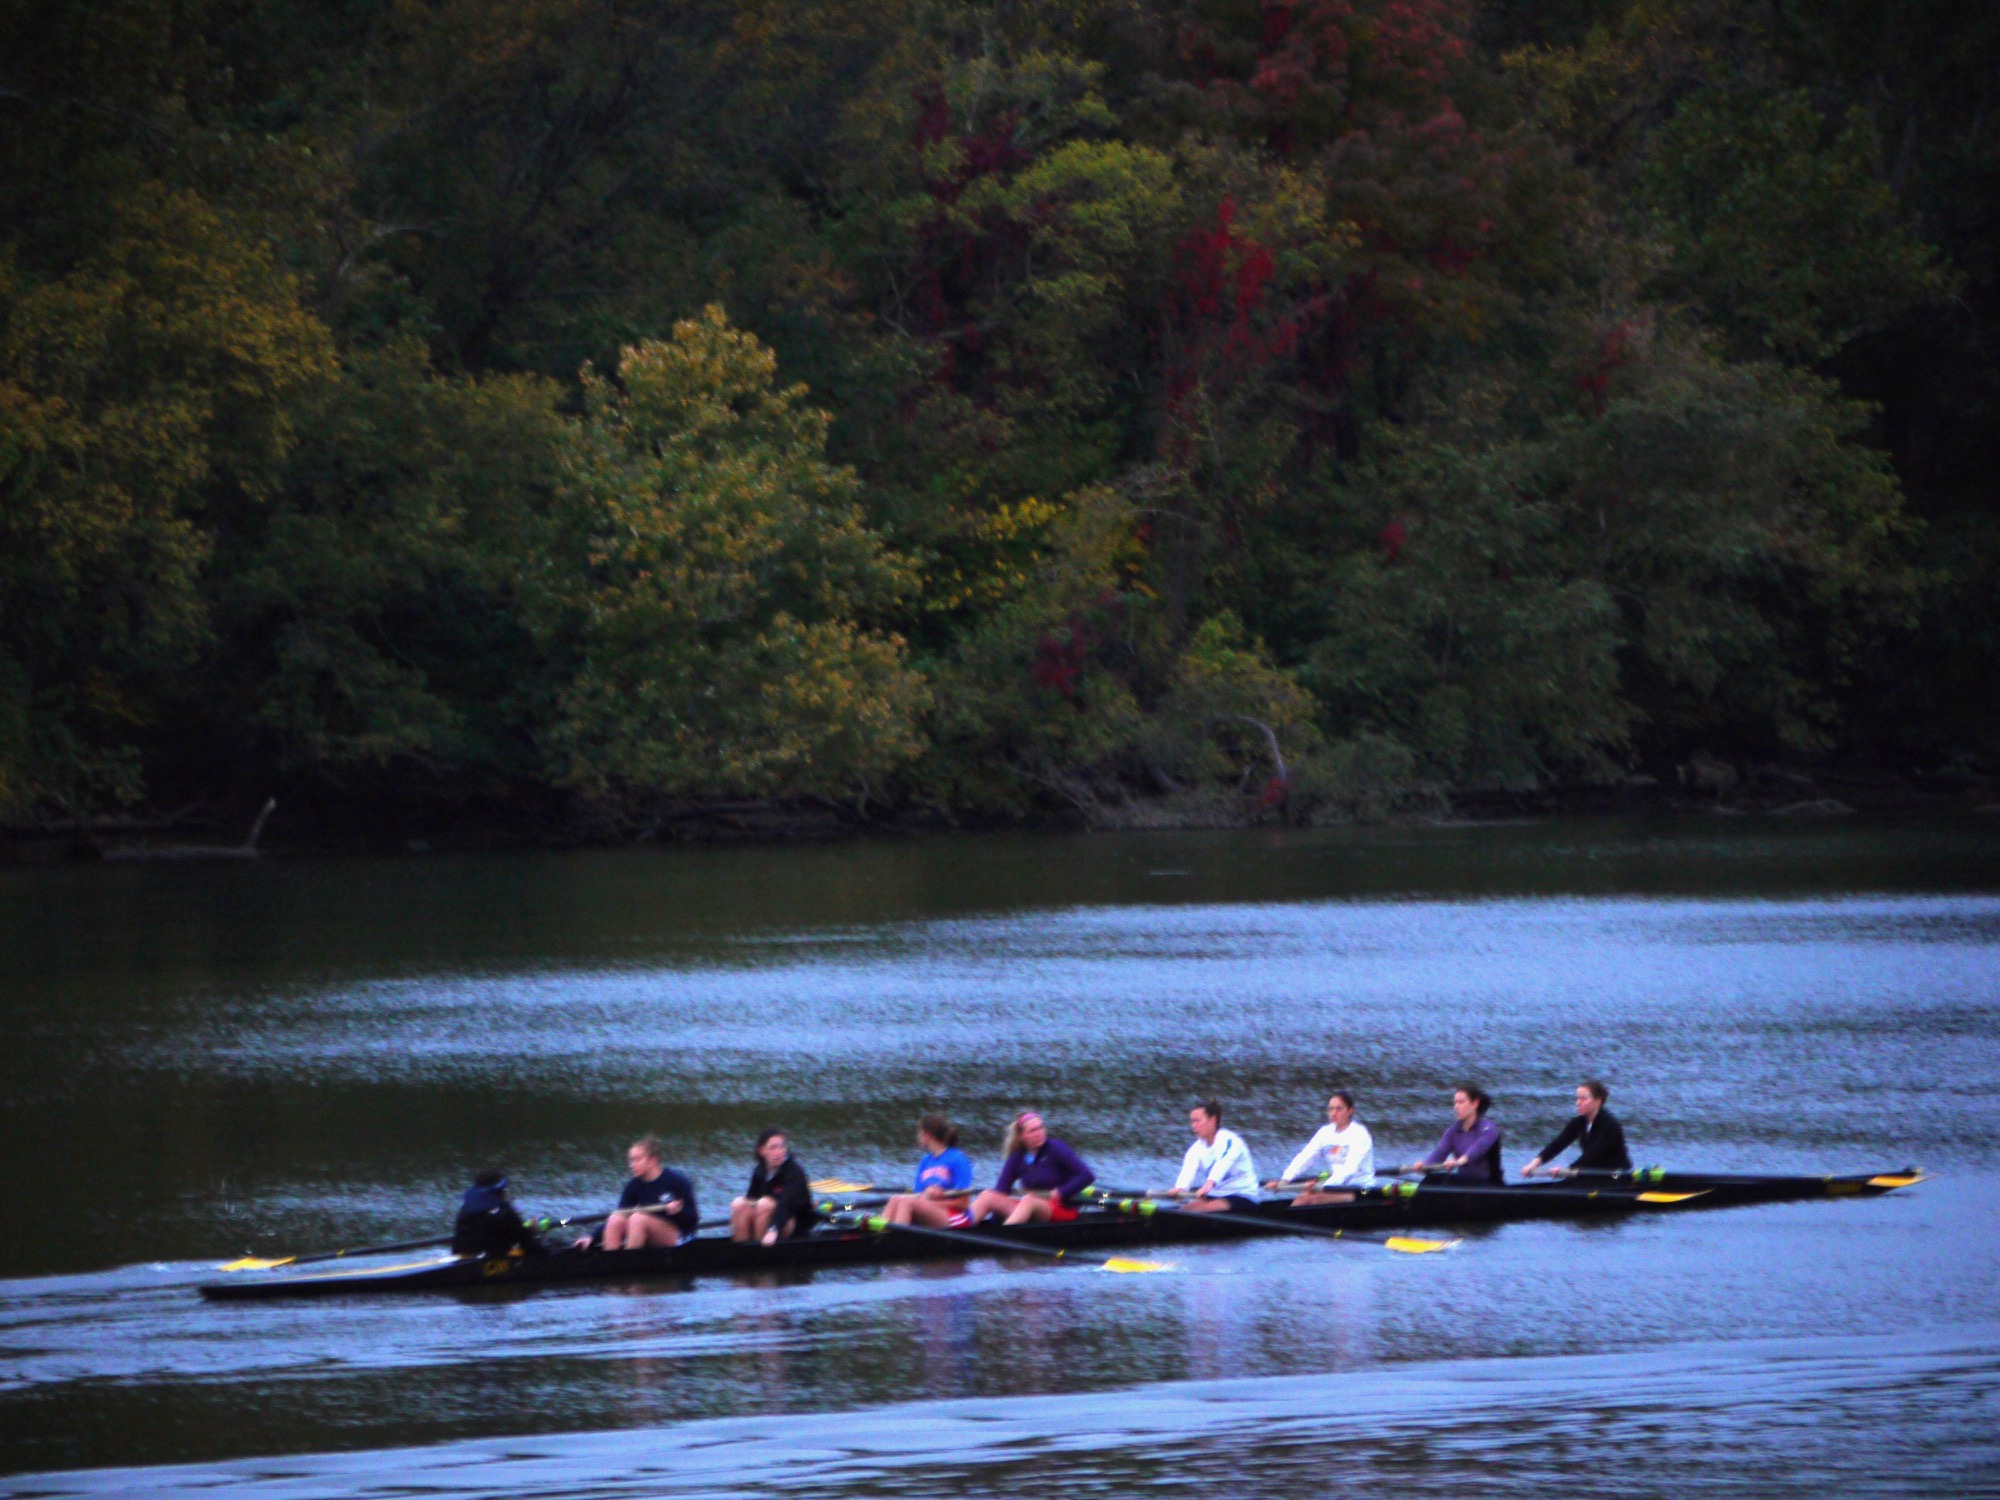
[5,757,1996,864]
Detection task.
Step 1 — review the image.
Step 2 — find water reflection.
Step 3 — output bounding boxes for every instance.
[7,1326,1995,1498]
[0,822,1995,1485]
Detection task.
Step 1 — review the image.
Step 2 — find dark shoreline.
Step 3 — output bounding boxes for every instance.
[5,760,1996,865]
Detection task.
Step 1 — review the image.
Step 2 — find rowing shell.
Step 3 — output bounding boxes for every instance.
[197,1169,1922,1301]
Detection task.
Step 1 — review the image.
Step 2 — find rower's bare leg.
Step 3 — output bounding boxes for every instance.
[1180,1196,1230,1213]
[901,1196,964,1228]
[603,1210,633,1249]
[1004,1194,1055,1225]
[751,1198,778,1241]
[1290,1190,1356,1206]
[626,1213,682,1248]
[884,1193,917,1225]
[729,1196,756,1242]
[967,1190,1017,1223]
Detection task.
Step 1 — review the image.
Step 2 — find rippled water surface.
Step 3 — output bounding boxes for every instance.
[1,819,1997,1493]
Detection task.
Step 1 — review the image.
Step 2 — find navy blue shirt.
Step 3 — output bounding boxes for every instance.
[618,1167,698,1235]
[453,1181,537,1256]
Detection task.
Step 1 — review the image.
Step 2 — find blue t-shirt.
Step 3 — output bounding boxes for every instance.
[913,1147,974,1193]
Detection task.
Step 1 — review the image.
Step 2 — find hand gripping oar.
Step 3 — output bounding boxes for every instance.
[859,1214,1168,1273]
[1081,1187,1457,1254]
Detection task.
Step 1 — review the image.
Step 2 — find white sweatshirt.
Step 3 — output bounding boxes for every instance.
[1175,1127,1261,1200]
[1282,1120,1375,1186]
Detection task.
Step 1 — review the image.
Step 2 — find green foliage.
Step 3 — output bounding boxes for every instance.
[915,483,1151,815]
[1305,325,1914,786]
[1644,89,1949,360]
[0,188,331,816]
[2,0,1994,833]
[1305,441,1631,790]
[224,341,566,778]
[545,308,927,812]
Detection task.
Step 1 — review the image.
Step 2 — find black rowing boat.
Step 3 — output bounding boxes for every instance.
[197,1168,1923,1300]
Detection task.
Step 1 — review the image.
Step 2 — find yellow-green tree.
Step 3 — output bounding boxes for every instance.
[0,188,331,816]
[545,307,927,815]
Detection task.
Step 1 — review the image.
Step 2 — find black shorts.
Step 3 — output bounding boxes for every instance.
[1218,1195,1262,1214]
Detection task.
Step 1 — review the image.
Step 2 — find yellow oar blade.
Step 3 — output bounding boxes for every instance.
[1100,1257,1172,1273]
[1868,1173,1926,1188]
[1635,1190,1708,1204]
[809,1178,877,1193]
[219,1256,295,1271]
[1383,1235,1458,1254]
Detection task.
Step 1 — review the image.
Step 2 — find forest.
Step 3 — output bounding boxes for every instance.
[4,0,1997,844]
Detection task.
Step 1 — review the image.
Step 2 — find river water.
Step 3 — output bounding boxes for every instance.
[2,818,1997,1494]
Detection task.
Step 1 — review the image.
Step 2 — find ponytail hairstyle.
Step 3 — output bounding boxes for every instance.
[1457,1083,1493,1116]
[918,1113,959,1149]
[1002,1111,1042,1157]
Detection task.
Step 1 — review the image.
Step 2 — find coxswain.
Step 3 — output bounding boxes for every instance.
[1270,1090,1376,1204]
[578,1136,699,1250]
[1522,1079,1632,1176]
[1167,1099,1260,1212]
[730,1128,817,1245]
[966,1112,1095,1225]
[882,1113,976,1228]
[452,1169,544,1257]
[1406,1083,1504,1184]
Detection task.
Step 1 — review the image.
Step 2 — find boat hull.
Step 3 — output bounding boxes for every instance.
[197,1170,1920,1301]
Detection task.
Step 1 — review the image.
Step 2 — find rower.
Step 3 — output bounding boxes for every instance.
[1406,1083,1504,1184]
[1522,1079,1632,1177]
[966,1112,1096,1225]
[1270,1090,1375,1204]
[579,1136,698,1251]
[730,1128,818,1245]
[1167,1099,1260,1212]
[882,1113,976,1228]
[452,1168,544,1257]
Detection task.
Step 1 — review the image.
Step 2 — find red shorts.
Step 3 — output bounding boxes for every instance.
[1048,1201,1079,1223]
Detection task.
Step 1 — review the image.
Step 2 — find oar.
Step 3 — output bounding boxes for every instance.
[1081,1187,1456,1254]
[218,1203,708,1272]
[220,1233,459,1272]
[857,1214,1168,1273]
[1551,1165,1925,1190]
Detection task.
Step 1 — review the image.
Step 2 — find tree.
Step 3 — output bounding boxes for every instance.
[0,189,331,817]
[544,307,927,815]
[1643,87,1948,361]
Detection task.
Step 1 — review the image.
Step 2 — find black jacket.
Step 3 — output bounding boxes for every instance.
[1538,1109,1632,1172]
[746,1156,817,1239]
[452,1183,542,1257]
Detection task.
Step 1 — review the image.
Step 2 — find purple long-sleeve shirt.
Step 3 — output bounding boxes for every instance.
[996,1138,1095,1203]
[1420,1116,1504,1184]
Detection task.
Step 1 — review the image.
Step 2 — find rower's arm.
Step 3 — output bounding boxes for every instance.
[1282,1138,1321,1183]
[1539,1115,1583,1163]
[1051,1143,1095,1203]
